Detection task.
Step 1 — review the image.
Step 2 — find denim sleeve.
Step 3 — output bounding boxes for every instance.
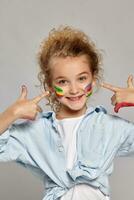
[114,116,134,157]
[0,122,28,163]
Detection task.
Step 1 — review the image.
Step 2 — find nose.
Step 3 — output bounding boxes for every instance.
[69,82,79,95]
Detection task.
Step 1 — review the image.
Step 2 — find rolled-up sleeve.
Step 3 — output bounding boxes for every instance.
[114,116,134,157]
[0,122,27,163]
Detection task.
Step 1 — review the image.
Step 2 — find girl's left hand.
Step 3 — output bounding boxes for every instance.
[101,75,134,112]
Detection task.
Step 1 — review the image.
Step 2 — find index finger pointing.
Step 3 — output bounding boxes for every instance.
[32,91,50,103]
[101,82,122,92]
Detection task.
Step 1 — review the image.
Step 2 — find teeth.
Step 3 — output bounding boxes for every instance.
[70,98,79,100]
[68,96,82,101]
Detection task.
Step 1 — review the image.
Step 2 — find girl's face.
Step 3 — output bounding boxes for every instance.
[49,55,95,117]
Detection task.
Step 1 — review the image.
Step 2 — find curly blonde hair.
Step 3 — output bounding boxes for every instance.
[37,25,103,112]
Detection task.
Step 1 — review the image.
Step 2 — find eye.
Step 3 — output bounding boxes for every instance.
[58,80,67,85]
[79,76,87,81]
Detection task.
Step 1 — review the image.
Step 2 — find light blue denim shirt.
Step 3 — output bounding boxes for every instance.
[0,105,134,200]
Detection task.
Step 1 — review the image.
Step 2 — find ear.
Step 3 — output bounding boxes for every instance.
[48,86,55,93]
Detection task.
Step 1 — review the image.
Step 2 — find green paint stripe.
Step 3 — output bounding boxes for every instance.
[54,86,63,93]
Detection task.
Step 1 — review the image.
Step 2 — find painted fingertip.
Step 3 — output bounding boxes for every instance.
[46,91,50,95]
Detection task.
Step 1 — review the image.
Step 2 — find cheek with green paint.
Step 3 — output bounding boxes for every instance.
[53,85,65,97]
[53,83,92,98]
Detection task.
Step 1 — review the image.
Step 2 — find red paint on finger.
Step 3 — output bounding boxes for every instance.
[114,102,134,113]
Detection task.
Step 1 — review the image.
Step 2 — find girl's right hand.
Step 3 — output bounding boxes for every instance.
[12,85,50,120]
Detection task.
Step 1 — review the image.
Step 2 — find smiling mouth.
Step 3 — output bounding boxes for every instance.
[66,94,84,101]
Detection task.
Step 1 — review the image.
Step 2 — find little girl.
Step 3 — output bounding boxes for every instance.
[0,26,134,200]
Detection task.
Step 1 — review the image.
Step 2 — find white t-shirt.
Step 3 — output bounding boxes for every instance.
[56,115,110,200]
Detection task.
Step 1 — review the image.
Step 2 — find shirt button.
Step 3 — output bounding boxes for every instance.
[58,146,64,152]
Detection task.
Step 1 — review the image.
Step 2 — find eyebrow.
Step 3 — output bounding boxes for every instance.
[55,72,90,80]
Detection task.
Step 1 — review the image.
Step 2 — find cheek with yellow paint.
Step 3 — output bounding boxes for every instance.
[53,83,92,98]
[53,85,65,98]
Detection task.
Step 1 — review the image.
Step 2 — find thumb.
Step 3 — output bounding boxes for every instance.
[19,85,28,100]
[127,75,134,88]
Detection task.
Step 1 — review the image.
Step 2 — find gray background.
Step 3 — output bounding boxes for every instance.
[0,0,134,199]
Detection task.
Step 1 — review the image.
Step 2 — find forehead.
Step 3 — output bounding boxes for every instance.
[50,55,91,79]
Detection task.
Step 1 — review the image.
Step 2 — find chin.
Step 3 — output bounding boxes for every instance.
[65,103,86,112]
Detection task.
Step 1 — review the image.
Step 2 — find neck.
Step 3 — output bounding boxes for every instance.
[56,105,87,120]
